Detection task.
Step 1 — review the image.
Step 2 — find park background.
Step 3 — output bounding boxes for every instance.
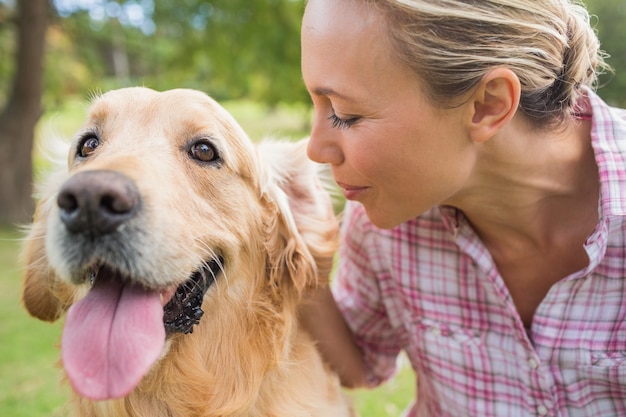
[0,0,625,416]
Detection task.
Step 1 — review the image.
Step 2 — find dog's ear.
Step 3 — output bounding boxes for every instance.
[21,176,76,322]
[257,139,339,296]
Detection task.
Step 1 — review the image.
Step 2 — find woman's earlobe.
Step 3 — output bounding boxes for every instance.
[467,67,521,143]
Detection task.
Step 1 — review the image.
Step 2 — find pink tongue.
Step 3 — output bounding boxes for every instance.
[62,275,165,400]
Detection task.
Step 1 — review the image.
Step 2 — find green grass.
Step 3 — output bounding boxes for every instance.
[348,357,415,416]
[0,228,68,417]
[2,96,415,416]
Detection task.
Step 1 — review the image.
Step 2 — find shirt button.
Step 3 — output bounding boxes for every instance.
[528,358,539,369]
[537,405,549,416]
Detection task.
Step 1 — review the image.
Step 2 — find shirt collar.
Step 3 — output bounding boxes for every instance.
[585,88,626,217]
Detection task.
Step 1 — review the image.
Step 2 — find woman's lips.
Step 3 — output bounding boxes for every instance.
[336,182,368,200]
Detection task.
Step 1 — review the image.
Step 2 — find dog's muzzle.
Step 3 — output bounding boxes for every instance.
[57,169,223,335]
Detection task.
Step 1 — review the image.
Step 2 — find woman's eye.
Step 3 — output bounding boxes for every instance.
[328,113,359,129]
[189,140,220,163]
[78,134,100,157]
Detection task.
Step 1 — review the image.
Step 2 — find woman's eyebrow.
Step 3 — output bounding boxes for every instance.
[311,86,356,102]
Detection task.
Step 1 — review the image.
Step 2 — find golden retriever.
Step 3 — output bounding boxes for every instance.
[21,87,353,417]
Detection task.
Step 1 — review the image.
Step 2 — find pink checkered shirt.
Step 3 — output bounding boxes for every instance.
[333,90,626,417]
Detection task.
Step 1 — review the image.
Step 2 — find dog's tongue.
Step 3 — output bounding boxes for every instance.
[62,272,165,400]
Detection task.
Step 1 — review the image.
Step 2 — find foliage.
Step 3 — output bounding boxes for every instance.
[585,0,626,106]
[1,0,625,108]
[40,0,308,108]
[0,2,16,109]
[149,0,307,104]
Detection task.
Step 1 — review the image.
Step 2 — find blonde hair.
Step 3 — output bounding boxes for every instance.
[367,0,610,128]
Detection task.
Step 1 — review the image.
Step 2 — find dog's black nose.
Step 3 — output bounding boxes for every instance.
[57,170,140,236]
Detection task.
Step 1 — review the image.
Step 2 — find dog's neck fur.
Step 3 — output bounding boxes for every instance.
[69,265,347,417]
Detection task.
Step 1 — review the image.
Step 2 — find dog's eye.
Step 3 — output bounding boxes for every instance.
[77,134,100,158]
[189,140,219,163]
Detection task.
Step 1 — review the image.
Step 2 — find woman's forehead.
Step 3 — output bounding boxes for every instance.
[302,0,415,106]
[302,0,382,38]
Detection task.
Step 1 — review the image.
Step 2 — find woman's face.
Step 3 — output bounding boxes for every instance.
[301,0,478,229]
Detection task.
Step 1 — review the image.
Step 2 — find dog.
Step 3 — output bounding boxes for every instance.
[21,87,354,417]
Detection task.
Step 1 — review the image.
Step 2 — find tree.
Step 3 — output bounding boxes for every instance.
[585,0,626,106]
[0,0,308,226]
[151,0,308,105]
[0,0,48,226]
[49,0,307,104]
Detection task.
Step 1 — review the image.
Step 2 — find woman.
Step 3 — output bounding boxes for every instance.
[299,0,626,415]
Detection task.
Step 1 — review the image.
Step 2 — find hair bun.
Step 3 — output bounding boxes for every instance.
[375,0,610,129]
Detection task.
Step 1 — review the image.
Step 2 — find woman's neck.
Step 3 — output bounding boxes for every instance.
[445,117,599,252]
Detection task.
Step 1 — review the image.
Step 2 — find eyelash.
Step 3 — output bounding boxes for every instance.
[328,113,359,129]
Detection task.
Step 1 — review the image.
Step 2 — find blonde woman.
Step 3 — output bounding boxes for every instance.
[300,0,626,415]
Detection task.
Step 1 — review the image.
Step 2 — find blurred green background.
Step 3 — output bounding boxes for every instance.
[1,0,625,415]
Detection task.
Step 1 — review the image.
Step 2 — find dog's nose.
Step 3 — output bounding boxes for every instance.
[57,170,140,236]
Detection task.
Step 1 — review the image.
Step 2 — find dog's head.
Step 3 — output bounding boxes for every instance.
[21,87,338,401]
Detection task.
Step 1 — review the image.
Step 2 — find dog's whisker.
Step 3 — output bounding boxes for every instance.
[14,253,49,274]
[10,229,48,243]
[193,238,230,290]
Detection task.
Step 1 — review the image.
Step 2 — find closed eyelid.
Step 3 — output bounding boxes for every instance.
[328,113,360,129]
[330,104,359,119]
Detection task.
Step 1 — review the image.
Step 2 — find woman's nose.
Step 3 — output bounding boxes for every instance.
[307,114,344,166]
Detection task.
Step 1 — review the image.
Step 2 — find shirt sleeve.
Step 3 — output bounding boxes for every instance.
[332,201,407,387]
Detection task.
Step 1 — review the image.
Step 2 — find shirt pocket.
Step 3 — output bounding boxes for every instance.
[414,318,483,349]
[410,318,488,414]
[557,346,626,408]
[412,317,489,387]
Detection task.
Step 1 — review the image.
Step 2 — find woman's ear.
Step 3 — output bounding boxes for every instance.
[466,67,521,143]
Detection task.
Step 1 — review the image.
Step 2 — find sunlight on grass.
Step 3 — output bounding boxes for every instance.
[347,356,415,416]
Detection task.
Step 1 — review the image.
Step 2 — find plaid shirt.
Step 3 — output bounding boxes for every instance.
[333,90,626,417]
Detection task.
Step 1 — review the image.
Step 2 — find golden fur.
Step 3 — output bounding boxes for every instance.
[21,87,353,417]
